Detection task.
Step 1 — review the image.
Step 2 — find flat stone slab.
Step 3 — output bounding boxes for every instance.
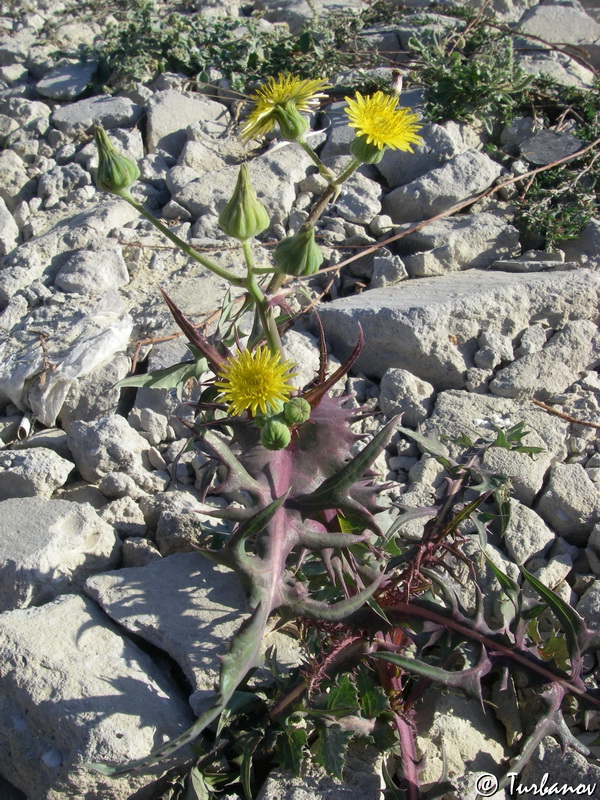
[52,95,143,134]
[0,594,194,800]
[0,497,120,612]
[316,269,600,387]
[85,552,301,715]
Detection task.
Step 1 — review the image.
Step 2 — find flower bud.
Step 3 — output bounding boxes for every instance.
[281,397,311,426]
[261,418,292,450]
[218,163,270,241]
[94,126,140,197]
[349,134,385,165]
[274,225,323,277]
[273,100,310,143]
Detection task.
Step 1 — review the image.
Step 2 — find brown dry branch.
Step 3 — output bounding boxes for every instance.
[531,398,600,431]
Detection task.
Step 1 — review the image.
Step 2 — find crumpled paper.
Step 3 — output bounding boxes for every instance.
[0,290,133,427]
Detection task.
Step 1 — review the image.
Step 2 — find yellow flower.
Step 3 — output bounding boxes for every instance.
[240,74,330,143]
[214,346,297,416]
[344,90,423,152]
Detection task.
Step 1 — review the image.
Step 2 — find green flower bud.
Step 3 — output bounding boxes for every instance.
[350,134,386,165]
[261,418,292,450]
[281,397,311,426]
[218,163,270,241]
[94,126,140,197]
[273,100,310,143]
[274,225,323,277]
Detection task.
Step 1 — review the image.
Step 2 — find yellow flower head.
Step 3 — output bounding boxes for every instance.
[214,346,297,417]
[240,74,330,143]
[344,90,423,151]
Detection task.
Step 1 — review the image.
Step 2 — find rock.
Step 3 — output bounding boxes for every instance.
[0,200,139,308]
[98,496,147,538]
[146,90,229,158]
[518,4,600,68]
[58,352,131,432]
[335,170,381,225]
[560,217,600,267]
[536,463,600,543]
[423,390,568,504]
[36,60,97,101]
[121,537,162,568]
[37,163,91,209]
[585,524,600,575]
[256,744,383,800]
[316,269,600,386]
[67,415,150,484]
[0,195,19,255]
[518,50,596,89]
[379,368,434,426]
[174,145,313,225]
[517,737,600,799]
[396,213,519,276]
[0,497,119,611]
[255,0,365,34]
[51,95,144,135]
[370,249,407,288]
[84,553,248,715]
[55,245,129,294]
[474,330,514,370]
[489,320,600,400]
[515,323,549,357]
[0,148,33,212]
[519,129,583,166]
[576,578,600,624]
[382,150,503,223]
[502,500,555,564]
[0,26,38,66]
[98,471,149,501]
[377,121,482,188]
[0,594,194,799]
[0,447,74,500]
[415,690,508,789]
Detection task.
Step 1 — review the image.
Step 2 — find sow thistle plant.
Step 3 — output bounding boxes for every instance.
[89,75,600,798]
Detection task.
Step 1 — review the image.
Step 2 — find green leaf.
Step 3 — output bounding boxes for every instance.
[181,767,210,800]
[521,566,587,664]
[398,426,451,462]
[313,721,353,779]
[117,345,208,400]
[322,674,359,714]
[276,727,307,777]
[355,669,389,719]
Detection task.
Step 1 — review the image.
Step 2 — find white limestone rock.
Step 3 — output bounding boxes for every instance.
[0,497,119,611]
[0,594,194,800]
[0,196,18,255]
[536,463,600,543]
[36,61,97,101]
[66,415,151,484]
[335,170,382,225]
[55,245,129,294]
[490,320,600,400]
[379,368,434,426]
[382,150,504,224]
[316,269,600,386]
[502,499,555,564]
[0,447,74,500]
[51,95,143,135]
[146,90,229,158]
[518,3,600,68]
[423,390,568,504]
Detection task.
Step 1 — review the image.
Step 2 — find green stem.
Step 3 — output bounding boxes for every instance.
[299,139,334,182]
[122,193,245,287]
[242,240,284,358]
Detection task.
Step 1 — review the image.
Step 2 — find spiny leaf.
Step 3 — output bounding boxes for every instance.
[276,727,307,777]
[521,566,587,665]
[313,721,353,779]
[317,674,359,715]
[398,426,451,462]
[355,668,390,719]
[292,416,399,511]
[181,767,211,800]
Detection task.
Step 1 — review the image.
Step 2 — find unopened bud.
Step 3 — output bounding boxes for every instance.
[281,397,311,426]
[274,225,323,277]
[218,163,270,241]
[350,134,385,165]
[94,126,140,197]
[261,418,292,450]
[274,100,310,143]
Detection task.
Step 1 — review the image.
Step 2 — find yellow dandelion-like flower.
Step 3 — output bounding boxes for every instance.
[214,346,297,417]
[240,74,330,143]
[344,90,423,151]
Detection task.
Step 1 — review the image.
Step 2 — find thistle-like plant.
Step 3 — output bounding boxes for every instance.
[89,74,423,778]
